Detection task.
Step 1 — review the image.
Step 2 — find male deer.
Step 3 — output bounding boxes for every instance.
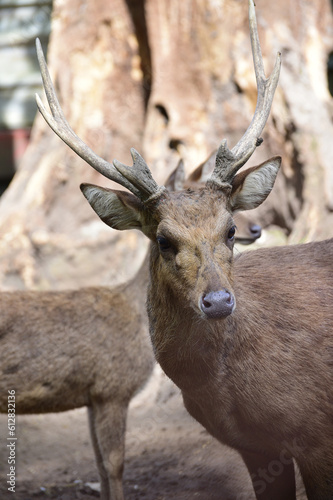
[36,0,333,498]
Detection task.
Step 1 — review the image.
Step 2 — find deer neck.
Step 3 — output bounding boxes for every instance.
[147,258,237,391]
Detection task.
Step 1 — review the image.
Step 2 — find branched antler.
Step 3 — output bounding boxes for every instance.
[36,0,279,201]
[35,38,165,203]
[113,149,165,203]
[208,0,281,188]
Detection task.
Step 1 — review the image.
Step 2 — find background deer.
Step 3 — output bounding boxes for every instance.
[0,257,152,500]
[35,0,333,498]
[0,154,261,500]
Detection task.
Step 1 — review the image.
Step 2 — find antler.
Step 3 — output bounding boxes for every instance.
[208,0,281,188]
[35,38,165,203]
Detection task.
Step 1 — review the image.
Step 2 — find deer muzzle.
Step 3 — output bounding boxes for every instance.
[199,289,235,319]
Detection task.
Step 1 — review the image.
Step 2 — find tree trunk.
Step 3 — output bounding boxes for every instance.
[0,0,332,290]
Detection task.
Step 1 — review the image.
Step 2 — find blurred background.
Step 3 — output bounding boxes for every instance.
[0,0,51,195]
[0,0,333,292]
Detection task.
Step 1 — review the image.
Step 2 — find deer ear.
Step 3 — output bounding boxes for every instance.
[165,159,185,191]
[80,183,147,232]
[229,156,281,212]
[188,150,216,183]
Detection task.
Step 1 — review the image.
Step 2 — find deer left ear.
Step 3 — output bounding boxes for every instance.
[229,156,281,212]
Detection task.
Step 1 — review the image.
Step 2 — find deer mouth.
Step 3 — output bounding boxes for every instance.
[199,289,235,319]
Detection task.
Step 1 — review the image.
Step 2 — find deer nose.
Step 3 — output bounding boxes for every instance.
[200,290,235,319]
[249,223,262,240]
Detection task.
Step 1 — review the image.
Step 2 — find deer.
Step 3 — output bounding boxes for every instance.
[0,255,152,500]
[35,0,333,498]
[0,157,260,500]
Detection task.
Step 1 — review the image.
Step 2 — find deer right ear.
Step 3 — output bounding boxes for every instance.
[165,159,185,191]
[187,150,216,183]
[80,183,147,232]
[229,156,281,212]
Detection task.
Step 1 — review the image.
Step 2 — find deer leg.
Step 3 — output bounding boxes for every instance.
[88,406,112,500]
[88,401,127,500]
[240,449,296,500]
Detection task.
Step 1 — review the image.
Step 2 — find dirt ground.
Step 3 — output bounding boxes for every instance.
[0,365,307,500]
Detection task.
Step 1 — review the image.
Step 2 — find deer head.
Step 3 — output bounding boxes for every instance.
[36,0,281,320]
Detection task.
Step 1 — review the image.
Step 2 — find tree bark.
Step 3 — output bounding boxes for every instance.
[0,0,332,290]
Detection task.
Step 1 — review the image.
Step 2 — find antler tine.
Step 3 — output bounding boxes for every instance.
[35,38,163,202]
[209,0,281,188]
[113,149,166,203]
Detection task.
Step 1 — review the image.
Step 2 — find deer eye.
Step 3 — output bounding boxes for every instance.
[227,226,236,241]
[157,236,172,252]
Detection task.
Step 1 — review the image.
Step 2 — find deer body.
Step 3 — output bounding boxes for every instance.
[0,258,153,500]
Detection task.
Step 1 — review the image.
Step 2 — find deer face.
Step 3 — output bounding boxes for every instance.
[151,188,236,319]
